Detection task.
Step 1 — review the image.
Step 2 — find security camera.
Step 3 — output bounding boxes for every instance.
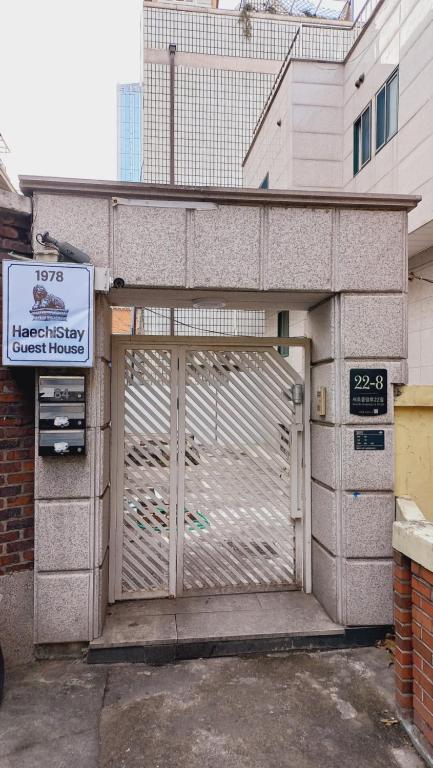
[113,277,125,289]
[36,232,90,264]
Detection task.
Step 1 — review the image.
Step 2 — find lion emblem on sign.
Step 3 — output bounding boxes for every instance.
[30,284,69,321]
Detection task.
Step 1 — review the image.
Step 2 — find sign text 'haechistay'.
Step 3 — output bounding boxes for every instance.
[2,261,94,367]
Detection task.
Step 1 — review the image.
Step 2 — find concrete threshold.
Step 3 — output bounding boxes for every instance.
[87,591,390,664]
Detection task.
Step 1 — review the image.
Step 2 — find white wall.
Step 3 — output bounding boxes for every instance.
[343,0,433,236]
[242,0,433,386]
[244,60,344,190]
[244,0,433,237]
[408,248,433,385]
[342,0,433,386]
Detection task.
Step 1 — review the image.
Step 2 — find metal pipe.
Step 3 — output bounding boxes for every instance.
[169,43,176,186]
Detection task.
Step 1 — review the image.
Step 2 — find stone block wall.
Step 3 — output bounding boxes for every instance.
[33,295,112,645]
[309,291,406,626]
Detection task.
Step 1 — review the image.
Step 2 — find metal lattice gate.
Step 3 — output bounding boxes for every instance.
[111,340,305,600]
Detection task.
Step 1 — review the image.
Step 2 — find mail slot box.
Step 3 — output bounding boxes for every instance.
[39,403,86,430]
[39,375,85,402]
[39,430,86,456]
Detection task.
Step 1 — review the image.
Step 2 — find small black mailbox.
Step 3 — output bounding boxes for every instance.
[38,375,86,456]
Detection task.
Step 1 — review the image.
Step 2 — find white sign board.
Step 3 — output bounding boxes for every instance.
[2,260,94,367]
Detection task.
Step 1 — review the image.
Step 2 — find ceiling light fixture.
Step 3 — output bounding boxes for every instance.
[192,298,226,310]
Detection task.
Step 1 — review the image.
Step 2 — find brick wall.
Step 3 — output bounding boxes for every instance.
[394,549,433,755]
[0,208,35,575]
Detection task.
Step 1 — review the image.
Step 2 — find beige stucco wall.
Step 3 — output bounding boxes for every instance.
[394,385,433,522]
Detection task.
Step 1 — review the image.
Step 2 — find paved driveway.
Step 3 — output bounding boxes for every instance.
[0,648,425,768]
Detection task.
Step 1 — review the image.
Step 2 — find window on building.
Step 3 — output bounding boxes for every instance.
[260,173,269,189]
[277,310,290,357]
[376,68,399,152]
[353,104,371,175]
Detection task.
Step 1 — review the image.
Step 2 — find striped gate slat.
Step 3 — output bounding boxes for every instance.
[181,347,297,592]
[121,349,173,596]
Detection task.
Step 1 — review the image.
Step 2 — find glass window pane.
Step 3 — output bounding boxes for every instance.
[277,310,290,358]
[353,118,361,175]
[260,173,269,189]
[361,106,371,165]
[376,86,386,149]
[386,72,399,140]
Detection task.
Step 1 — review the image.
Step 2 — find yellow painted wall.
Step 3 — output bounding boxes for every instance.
[395,386,433,522]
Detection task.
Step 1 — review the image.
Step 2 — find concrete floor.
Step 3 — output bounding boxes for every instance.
[0,648,426,768]
[90,591,343,653]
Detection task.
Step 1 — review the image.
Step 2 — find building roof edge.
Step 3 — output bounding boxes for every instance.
[19,176,420,212]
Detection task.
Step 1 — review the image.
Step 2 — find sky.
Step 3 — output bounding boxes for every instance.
[1,0,144,187]
[0,0,362,189]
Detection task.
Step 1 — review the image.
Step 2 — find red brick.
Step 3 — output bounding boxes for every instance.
[414,637,433,664]
[395,635,412,652]
[22,550,34,562]
[395,593,412,610]
[413,680,423,701]
[413,622,422,639]
[414,710,425,733]
[414,667,433,699]
[419,599,433,621]
[396,690,413,710]
[395,676,413,695]
[6,450,32,460]
[422,659,433,681]
[395,583,412,597]
[395,607,412,624]
[7,538,33,554]
[0,238,31,253]
[0,484,21,498]
[412,575,433,600]
[413,605,433,632]
[395,565,411,582]
[0,224,19,239]
[395,620,412,638]
[420,688,433,718]
[0,530,19,544]
[395,660,413,679]
[419,567,433,587]
[395,647,413,667]
[414,696,433,731]
[422,626,433,649]
[11,495,33,506]
[0,553,19,567]
[0,461,22,473]
[6,518,34,531]
[394,551,411,568]
[412,562,421,576]
[8,561,33,572]
[7,472,33,484]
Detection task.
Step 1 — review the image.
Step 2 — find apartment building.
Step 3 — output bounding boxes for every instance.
[243,0,433,385]
[117,0,359,185]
